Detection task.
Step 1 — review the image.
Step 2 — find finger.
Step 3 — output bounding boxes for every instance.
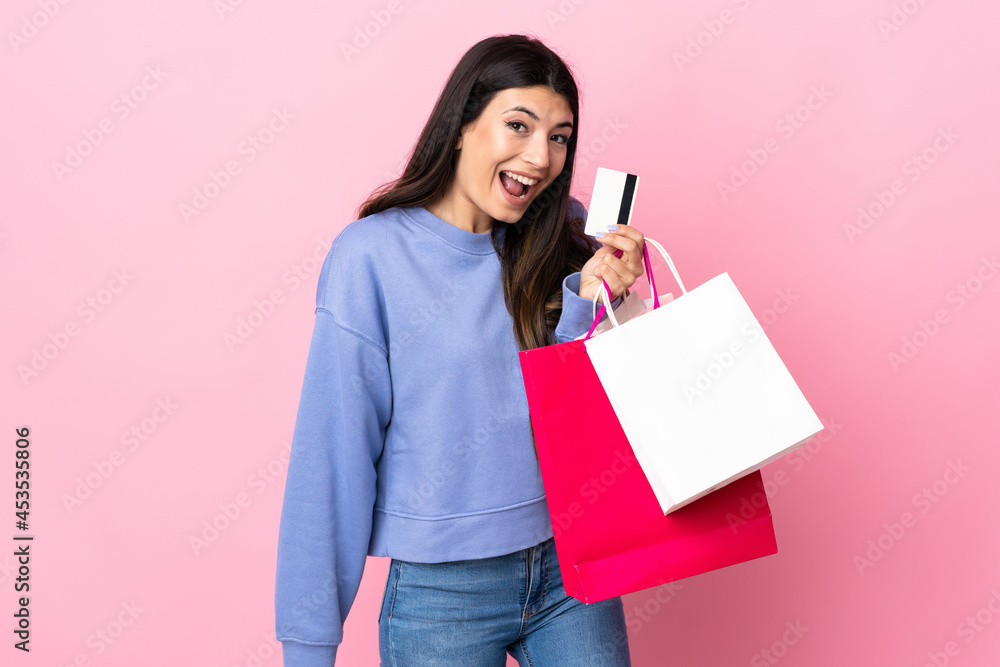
[592,266,622,302]
[600,229,640,260]
[606,227,646,266]
[597,253,635,289]
[605,224,644,246]
[596,235,631,266]
[598,241,642,279]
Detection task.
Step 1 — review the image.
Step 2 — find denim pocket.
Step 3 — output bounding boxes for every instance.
[378,560,395,625]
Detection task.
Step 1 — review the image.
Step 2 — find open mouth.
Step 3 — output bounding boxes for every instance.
[499,170,539,200]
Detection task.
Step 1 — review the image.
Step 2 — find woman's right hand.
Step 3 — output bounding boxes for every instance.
[578,224,645,304]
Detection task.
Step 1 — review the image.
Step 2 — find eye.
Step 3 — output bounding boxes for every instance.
[506,120,570,145]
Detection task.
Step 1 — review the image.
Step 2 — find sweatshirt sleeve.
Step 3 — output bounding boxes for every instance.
[553,272,623,343]
[275,224,392,667]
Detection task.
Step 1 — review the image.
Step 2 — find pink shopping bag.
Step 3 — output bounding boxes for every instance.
[518,243,778,604]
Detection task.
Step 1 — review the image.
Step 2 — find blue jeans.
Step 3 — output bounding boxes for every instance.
[378,535,631,666]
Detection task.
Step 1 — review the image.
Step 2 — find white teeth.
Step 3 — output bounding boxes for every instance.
[501,170,538,186]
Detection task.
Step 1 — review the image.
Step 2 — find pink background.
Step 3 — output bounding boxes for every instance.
[3,0,999,665]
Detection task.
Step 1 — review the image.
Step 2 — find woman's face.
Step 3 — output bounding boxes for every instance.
[439,85,574,232]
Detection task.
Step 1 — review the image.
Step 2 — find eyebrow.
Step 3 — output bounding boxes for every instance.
[502,106,574,131]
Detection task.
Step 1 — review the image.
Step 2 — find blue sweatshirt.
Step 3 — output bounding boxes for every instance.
[275,198,621,666]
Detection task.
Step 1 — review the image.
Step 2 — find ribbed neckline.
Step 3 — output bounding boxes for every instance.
[402,205,504,255]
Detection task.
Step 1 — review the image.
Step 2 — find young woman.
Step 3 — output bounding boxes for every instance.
[275,34,648,666]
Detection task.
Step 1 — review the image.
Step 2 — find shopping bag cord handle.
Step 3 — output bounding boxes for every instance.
[583,237,687,341]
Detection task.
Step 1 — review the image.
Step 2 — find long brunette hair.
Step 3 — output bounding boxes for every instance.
[355,34,596,352]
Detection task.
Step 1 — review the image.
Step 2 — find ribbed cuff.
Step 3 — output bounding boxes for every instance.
[280,639,339,667]
[554,272,623,343]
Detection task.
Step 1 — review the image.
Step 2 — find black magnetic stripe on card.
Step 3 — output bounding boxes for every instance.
[616,174,637,226]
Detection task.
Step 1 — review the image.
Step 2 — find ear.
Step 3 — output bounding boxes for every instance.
[455,134,463,150]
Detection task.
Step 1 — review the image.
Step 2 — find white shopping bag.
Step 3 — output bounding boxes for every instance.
[583,238,824,515]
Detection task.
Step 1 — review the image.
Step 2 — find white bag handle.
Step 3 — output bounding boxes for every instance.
[590,236,688,328]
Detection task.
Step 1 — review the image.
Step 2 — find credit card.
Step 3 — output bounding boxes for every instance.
[584,167,639,236]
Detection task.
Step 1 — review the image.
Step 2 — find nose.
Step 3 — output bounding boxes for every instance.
[521,132,550,171]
